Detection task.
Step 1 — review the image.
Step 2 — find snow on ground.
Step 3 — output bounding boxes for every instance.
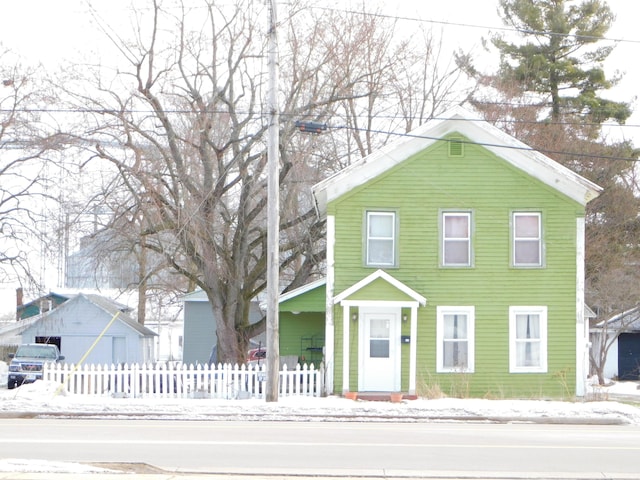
[0,458,119,474]
[1,360,640,425]
[1,361,640,475]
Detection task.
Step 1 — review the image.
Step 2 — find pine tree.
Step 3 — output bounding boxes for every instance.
[492,0,630,125]
[462,1,640,384]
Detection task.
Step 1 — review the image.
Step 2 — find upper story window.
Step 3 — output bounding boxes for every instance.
[512,212,542,267]
[442,212,471,267]
[436,306,475,373]
[366,211,396,267]
[509,306,547,373]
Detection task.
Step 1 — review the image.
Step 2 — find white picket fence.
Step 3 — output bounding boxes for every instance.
[43,362,324,399]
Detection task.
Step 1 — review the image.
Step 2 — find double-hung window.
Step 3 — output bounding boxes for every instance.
[436,306,475,373]
[509,306,547,373]
[512,212,542,267]
[442,212,471,267]
[366,211,396,267]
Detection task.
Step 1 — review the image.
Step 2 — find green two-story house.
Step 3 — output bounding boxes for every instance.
[286,106,601,399]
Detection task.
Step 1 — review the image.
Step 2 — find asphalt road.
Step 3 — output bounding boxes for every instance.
[1,418,640,478]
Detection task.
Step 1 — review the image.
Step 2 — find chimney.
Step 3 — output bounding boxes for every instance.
[16,287,23,321]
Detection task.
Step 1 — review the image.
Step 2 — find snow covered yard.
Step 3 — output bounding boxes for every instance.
[1,361,640,476]
[1,358,640,425]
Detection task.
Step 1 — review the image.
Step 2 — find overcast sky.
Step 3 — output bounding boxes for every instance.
[0,1,638,311]
[1,0,637,136]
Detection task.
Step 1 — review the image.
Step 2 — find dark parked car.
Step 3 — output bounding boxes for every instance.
[7,344,65,389]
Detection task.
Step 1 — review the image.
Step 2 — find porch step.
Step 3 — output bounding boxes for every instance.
[344,392,417,402]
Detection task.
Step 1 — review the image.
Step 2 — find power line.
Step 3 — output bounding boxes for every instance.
[18,1,640,48]
[2,111,634,163]
[312,5,640,45]
[321,124,639,163]
[2,105,639,130]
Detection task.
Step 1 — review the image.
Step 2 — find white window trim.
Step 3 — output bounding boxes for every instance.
[512,211,543,267]
[441,211,472,267]
[365,211,397,267]
[436,306,475,373]
[509,306,548,373]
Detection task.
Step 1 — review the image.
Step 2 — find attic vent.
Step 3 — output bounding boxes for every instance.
[448,138,464,157]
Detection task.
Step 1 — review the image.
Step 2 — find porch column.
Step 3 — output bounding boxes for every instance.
[342,303,350,393]
[409,305,418,394]
[324,215,335,395]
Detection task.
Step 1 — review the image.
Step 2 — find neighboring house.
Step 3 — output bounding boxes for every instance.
[16,293,156,365]
[181,290,265,365]
[64,231,186,363]
[0,290,69,346]
[282,106,601,398]
[278,279,326,366]
[592,306,640,380]
[145,317,184,362]
[16,290,69,320]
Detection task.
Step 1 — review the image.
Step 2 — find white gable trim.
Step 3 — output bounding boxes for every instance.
[312,106,602,217]
[279,278,326,304]
[576,216,587,397]
[333,269,427,306]
[450,118,601,206]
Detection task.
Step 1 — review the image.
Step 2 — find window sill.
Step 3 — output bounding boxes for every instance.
[509,368,547,374]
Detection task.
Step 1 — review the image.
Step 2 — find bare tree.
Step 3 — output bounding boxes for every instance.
[292,7,472,166]
[589,267,640,385]
[0,49,68,297]
[392,27,471,134]
[57,0,470,363]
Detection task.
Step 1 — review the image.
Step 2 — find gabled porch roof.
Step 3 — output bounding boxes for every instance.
[279,278,326,304]
[334,270,427,306]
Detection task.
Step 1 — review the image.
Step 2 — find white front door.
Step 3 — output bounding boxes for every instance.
[359,307,400,391]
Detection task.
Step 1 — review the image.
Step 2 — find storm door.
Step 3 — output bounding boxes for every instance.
[359,307,400,391]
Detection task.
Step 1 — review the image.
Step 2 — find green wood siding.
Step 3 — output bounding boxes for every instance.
[340,278,416,302]
[278,284,326,365]
[330,136,583,398]
[280,285,326,312]
[279,312,325,365]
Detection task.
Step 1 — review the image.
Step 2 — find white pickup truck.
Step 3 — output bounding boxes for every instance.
[7,343,65,389]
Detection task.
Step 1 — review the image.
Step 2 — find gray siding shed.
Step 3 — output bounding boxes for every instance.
[19,294,156,365]
[182,290,265,365]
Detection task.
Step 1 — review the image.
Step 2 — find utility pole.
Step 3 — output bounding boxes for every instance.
[265,0,280,402]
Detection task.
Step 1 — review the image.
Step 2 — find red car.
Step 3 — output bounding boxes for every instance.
[247,347,266,365]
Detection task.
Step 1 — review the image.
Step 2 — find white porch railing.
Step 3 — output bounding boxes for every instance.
[43,362,324,399]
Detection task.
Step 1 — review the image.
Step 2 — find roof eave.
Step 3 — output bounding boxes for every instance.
[311,107,603,214]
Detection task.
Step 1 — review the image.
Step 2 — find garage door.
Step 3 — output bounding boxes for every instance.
[618,333,640,380]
